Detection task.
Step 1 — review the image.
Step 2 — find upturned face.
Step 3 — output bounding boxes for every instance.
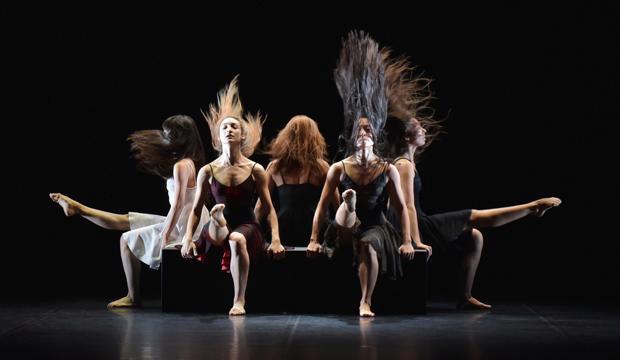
[355,117,374,150]
[219,117,244,146]
[408,118,426,147]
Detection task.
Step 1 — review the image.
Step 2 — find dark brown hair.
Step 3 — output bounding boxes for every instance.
[381,48,443,161]
[334,30,388,159]
[128,115,206,178]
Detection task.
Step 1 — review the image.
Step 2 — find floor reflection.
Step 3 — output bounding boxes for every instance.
[228,316,246,360]
[1,302,617,359]
[358,317,377,360]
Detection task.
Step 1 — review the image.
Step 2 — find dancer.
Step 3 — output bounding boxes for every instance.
[50,114,208,308]
[382,49,562,309]
[255,115,338,246]
[181,76,284,315]
[306,31,414,317]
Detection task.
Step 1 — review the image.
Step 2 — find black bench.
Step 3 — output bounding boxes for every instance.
[161,247,427,314]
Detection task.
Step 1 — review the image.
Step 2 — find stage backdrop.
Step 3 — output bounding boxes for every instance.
[8,3,618,304]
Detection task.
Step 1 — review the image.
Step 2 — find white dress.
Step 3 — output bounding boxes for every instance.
[122,178,208,269]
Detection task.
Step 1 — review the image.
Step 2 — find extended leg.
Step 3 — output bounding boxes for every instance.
[49,193,130,230]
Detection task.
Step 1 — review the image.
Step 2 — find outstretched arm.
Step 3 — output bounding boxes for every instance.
[254,163,285,259]
[320,160,341,213]
[386,164,414,260]
[254,161,276,222]
[181,165,211,258]
[394,159,431,257]
[307,163,342,257]
[160,160,191,249]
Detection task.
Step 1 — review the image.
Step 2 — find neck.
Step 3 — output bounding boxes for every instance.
[405,144,417,162]
[355,146,376,167]
[221,144,243,165]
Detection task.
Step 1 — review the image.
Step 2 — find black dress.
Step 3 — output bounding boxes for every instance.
[389,157,472,251]
[196,163,265,272]
[323,161,403,280]
[272,179,322,247]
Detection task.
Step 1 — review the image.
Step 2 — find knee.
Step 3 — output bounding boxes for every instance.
[359,238,377,256]
[228,232,247,249]
[120,236,129,250]
[367,244,378,259]
[466,209,480,228]
[470,228,484,251]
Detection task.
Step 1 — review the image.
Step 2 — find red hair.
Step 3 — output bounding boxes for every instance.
[266,115,329,177]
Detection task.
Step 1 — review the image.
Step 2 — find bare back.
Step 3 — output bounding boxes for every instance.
[270,159,329,187]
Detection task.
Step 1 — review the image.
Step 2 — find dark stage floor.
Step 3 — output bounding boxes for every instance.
[1,300,618,359]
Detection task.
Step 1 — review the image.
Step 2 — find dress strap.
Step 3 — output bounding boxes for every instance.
[249,162,258,182]
[183,159,197,187]
[209,164,218,183]
[393,156,412,164]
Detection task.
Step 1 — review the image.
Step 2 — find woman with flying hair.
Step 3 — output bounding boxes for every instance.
[306,31,415,317]
[181,76,284,316]
[50,114,209,308]
[255,115,338,247]
[382,48,562,310]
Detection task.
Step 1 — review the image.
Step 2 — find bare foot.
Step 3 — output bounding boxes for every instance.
[229,303,246,316]
[107,296,141,309]
[210,204,227,227]
[457,297,491,310]
[532,197,562,217]
[342,189,357,213]
[359,302,375,317]
[49,193,80,216]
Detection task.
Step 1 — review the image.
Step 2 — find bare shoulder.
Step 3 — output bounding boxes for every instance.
[386,163,403,179]
[172,161,191,183]
[198,163,213,177]
[393,159,413,176]
[175,158,194,166]
[326,161,345,181]
[265,160,277,171]
[329,160,344,173]
[251,161,266,174]
[264,160,278,178]
[250,162,268,181]
[316,159,331,179]
[174,158,195,173]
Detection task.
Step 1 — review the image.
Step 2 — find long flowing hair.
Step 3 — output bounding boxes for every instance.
[202,75,264,157]
[381,47,443,161]
[334,30,388,159]
[266,115,329,177]
[128,115,206,178]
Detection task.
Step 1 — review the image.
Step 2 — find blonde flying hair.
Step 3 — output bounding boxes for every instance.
[202,75,264,157]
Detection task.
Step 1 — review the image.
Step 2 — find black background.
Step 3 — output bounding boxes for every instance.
[6,3,619,304]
